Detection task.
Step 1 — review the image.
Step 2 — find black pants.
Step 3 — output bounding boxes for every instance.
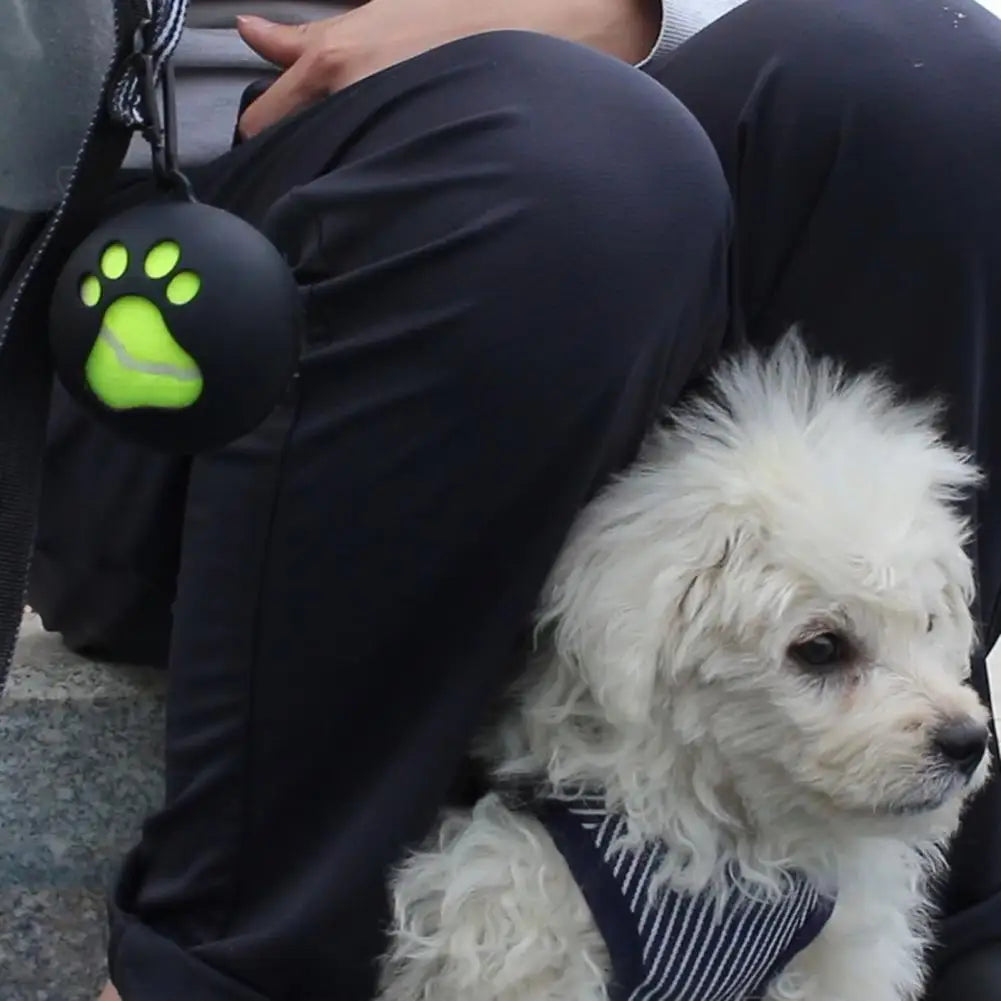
[29,0,1001,998]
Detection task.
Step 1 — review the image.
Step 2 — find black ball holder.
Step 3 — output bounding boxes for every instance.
[48,51,302,453]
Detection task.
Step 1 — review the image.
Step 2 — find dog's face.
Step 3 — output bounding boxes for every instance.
[540,338,989,839]
[692,515,990,834]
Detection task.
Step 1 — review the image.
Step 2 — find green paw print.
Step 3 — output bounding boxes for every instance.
[79,240,204,411]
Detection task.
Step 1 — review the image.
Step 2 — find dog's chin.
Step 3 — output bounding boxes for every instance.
[778,760,987,837]
[873,791,954,818]
[834,769,983,832]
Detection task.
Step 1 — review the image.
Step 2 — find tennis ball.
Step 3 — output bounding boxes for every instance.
[84,294,204,411]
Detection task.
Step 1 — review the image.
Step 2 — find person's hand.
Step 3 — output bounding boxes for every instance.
[236,0,660,139]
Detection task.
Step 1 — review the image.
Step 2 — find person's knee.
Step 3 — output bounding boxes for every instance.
[454,32,732,330]
[733,0,1001,185]
[490,33,729,251]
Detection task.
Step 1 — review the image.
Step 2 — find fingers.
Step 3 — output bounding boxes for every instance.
[236,16,333,138]
[236,15,313,66]
[237,55,328,138]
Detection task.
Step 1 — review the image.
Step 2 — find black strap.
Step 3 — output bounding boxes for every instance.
[0,6,139,695]
[527,798,647,1001]
[0,0,196,694]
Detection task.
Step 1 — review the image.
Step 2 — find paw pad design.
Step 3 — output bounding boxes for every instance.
[79,240,204,411]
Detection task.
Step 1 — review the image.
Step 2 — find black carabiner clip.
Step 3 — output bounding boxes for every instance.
[134,44,196,202]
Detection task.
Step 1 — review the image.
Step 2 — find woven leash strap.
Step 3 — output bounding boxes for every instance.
[109,0,189,130]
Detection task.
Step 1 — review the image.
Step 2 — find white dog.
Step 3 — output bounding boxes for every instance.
[377,334,991,1001]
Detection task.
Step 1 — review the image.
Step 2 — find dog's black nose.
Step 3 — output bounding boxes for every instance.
[934,718,989,778]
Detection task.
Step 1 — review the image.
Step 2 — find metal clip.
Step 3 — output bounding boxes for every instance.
[132,17,196,201]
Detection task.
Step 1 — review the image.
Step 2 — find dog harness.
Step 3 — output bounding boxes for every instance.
[526,796,835,1001]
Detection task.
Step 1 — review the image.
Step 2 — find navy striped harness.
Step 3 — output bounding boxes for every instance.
[526,797,835,1001]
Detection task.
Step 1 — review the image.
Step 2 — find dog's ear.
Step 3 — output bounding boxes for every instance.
[536,459,748,727]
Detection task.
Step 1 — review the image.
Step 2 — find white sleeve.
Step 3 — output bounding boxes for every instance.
[636,0,748,75]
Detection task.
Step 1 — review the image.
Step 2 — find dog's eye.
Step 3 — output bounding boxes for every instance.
[789,632,850,670]
[927,614,936,634]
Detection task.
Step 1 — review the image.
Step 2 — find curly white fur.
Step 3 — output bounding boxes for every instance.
[378,334,991,1001]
